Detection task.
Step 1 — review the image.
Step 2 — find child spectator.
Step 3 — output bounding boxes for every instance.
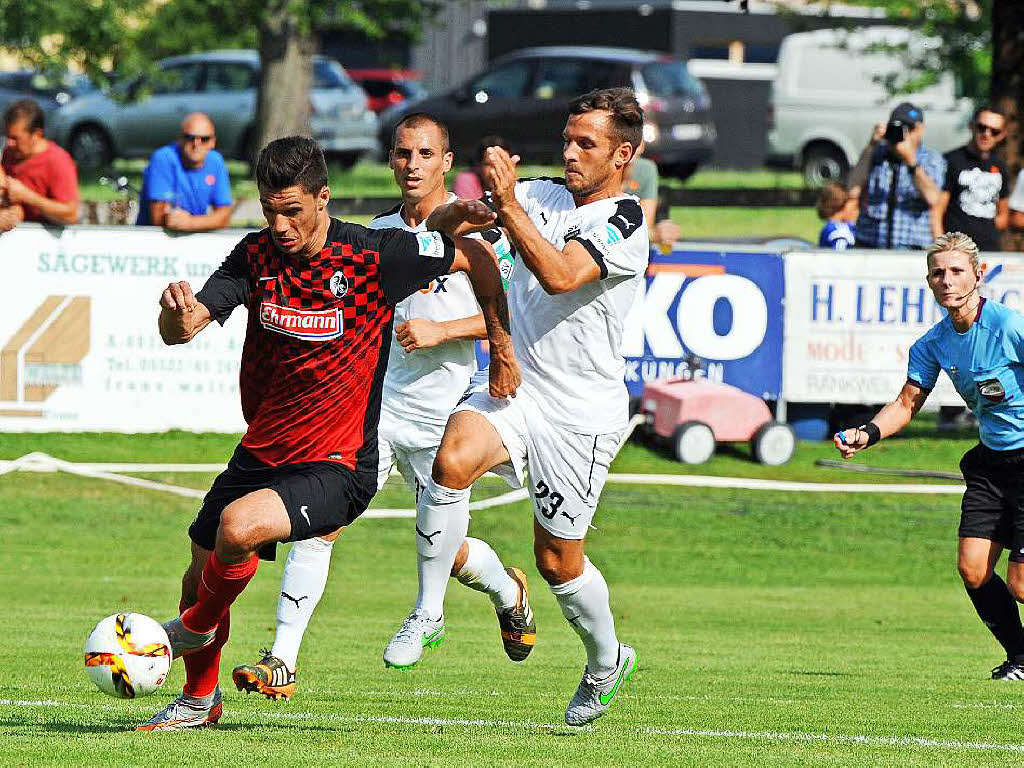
[817,182,858,250]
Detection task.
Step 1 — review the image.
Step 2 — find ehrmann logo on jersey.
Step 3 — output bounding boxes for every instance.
[260,303,343,341]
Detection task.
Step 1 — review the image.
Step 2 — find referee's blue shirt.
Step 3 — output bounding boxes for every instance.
[908,299,1024,450]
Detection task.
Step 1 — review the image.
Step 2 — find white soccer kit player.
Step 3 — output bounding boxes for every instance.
[369,193,485,493]
[457,178,650,538]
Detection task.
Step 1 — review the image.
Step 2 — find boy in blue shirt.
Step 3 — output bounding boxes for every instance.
[816,182,857,250]
[836,232,1024,680]
[137,112,233,231]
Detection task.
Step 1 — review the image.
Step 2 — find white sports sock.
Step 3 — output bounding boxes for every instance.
[549,556,620,678]
[270,536,334,671]
[414,478,470,619]
[454,536,520,610]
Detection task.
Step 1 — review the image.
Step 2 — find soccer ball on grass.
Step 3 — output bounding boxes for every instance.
[84,613,171,698]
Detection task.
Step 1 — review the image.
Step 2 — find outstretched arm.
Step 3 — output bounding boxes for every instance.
[833,380,930,458]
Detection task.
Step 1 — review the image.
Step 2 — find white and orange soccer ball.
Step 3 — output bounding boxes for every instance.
[84,613,172,698]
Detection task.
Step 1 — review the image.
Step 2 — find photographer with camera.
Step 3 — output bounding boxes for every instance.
[848,102,944,250]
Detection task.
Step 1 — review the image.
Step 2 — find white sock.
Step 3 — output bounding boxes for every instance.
[549,556,620,678]
[454,536,520,610]
[414,478,470,619]
[270,536,334,671]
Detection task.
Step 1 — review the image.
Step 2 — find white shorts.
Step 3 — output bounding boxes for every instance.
[377,407,446,495]
[454,384,623,540]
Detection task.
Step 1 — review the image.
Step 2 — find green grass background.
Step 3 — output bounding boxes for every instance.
[4,431,1024,766]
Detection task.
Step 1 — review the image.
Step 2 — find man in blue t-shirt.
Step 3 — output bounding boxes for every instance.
[136,112,233,231]
[835,232,1024,682]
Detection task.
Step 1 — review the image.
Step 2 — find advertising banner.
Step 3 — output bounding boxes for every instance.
[0,224,247,432]
[782,249,1024,406]
[622,246,785,399]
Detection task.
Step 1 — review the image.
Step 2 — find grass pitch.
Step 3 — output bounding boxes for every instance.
[3,431,1023,767]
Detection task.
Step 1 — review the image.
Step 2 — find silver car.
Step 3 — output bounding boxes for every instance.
[49,50,378,169]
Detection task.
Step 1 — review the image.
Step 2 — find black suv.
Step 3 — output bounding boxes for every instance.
[380,46,715,180]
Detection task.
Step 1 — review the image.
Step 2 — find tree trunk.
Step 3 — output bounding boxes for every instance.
[253,1,314,163]
[993,0,1024,174]
[993,0,1024,249]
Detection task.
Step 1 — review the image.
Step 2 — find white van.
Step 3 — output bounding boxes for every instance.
[766,27,972,186]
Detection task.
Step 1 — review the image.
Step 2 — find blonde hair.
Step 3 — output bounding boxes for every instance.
[926,232,980,270]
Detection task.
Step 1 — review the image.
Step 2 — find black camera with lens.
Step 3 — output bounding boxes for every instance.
[884,120,907,146]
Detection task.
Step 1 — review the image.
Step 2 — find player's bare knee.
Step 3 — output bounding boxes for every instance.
[431,447,473,489]
[958,560,993,590]
[535,548,572,585]
[217,505,257,557]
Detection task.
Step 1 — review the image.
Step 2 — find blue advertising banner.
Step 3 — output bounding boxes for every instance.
[622,246,785,399]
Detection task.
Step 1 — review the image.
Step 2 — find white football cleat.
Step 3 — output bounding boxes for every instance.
[383,610,446,670]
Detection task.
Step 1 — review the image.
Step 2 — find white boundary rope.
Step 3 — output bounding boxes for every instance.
[0,420,966,521]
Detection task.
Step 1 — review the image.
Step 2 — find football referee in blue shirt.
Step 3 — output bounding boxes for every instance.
[835,231,1024,680]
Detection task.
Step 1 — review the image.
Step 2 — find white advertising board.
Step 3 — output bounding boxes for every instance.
[0,224,247,432]
[783,249,1024,406]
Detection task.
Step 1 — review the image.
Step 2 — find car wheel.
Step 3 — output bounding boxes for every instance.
[672,421,715,464]
[69,124,113,171]
[751,421,796,466]
[801,143,848,187]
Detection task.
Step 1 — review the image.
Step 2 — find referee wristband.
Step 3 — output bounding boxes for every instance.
[860,422,881,447]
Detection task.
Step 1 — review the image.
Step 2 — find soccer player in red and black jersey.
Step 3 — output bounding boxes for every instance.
[137,136,518,731]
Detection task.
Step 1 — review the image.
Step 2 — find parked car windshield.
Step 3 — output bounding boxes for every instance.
[314,59,356,91]
[641,60,705,98]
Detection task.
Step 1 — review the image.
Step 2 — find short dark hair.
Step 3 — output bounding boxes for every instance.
[816,182,850,220]
[254,136,329,195]
[972,104,1005,125]
[4,98,45,133]
[569,87,644,153]
[392,112,450,154]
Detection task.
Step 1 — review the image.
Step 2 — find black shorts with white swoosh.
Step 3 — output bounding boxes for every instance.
[188,444,375,560]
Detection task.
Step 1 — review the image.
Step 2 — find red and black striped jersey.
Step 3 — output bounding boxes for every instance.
[196,217,455,470]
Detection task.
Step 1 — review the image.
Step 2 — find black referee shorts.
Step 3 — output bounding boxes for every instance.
[188,444,376,561]
[959,443,1024,562]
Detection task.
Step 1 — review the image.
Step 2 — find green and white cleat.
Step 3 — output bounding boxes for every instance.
[565,644,636,726]
[383,610,446,670]
[136,687,223,731]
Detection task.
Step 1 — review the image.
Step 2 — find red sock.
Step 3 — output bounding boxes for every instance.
[181,552,257,635]
[183,609,230,698]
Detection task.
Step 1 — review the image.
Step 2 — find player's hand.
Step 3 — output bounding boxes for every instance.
[425,199,496,235]
[833,428,868,459]
[159,281,197,313]
[396,318,447,352]
[451,198,497,228]
[481,146,521,206]
[488,343,521,398]
[869,123,885,146]
[164,208,192,231]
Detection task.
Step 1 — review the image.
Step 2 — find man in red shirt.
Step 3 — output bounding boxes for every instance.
[0,99,79,232]
[138,135,518,731]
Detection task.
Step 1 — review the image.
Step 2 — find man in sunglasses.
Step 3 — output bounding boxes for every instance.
[136,112,233,231]
[935,105,1009,251]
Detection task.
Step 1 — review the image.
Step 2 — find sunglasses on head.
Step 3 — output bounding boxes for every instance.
[974,123,1003,137]
[182,133,213,143]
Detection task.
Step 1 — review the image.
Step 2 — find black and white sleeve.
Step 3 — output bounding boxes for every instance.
[195,236,252,325]
[373,226,456,305]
